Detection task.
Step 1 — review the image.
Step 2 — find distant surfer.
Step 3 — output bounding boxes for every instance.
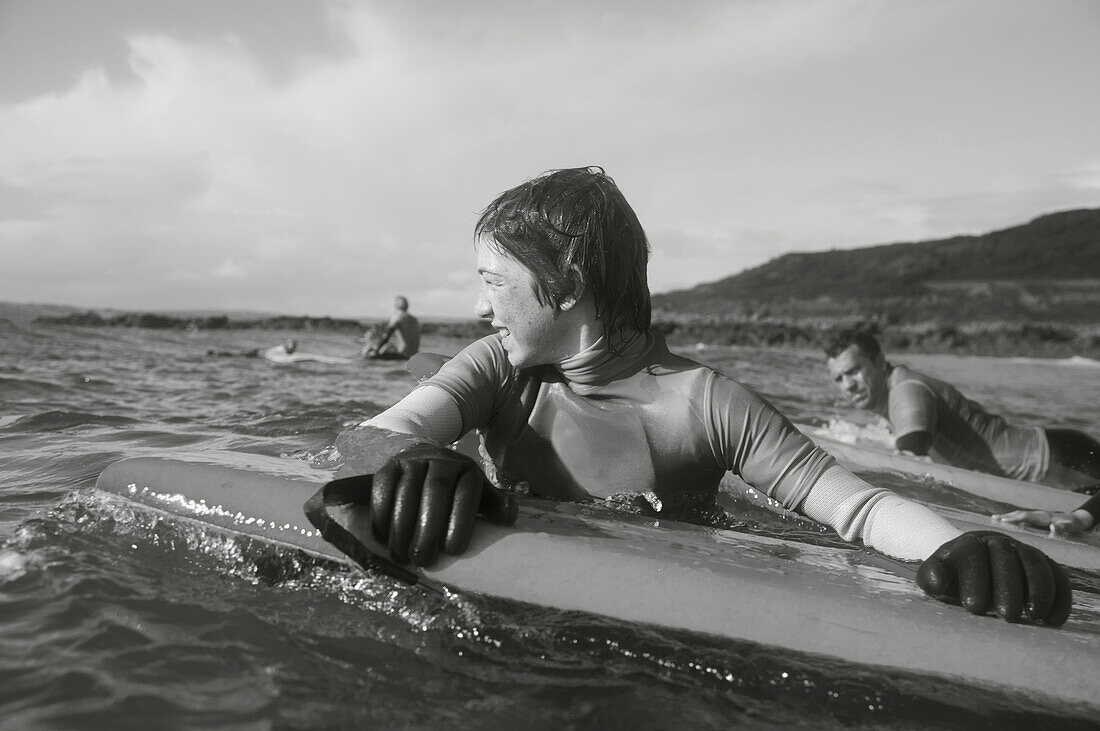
[361,296,420,360]
[824,331,1100,491]
[335,167,1071,627]
[206,339,298,360]
[260,339,300,362]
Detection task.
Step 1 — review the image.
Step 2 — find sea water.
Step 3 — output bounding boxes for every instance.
[2,320,1099,729]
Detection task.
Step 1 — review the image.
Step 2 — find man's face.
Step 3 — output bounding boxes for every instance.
[474,241,574,369]
[827,344,888,411]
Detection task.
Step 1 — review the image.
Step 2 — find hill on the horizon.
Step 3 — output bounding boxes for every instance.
[652,207,1100,324]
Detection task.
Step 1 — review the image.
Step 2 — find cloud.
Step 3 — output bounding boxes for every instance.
[1,0,1098,315]
[212,258,248,278]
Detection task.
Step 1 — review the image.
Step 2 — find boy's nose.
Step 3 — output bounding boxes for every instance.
[475,294,491,319]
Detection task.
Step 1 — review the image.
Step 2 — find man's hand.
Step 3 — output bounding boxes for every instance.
[993,509,1092,536]
[371,445,518,566]
[916,531,1071,626]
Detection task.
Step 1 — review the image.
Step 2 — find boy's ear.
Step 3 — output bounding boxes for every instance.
[558,266,586,311]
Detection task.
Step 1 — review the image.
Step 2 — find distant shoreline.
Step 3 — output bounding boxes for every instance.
[30,310,495,341]
[30,310,1100,359]
[650,315,1100,359]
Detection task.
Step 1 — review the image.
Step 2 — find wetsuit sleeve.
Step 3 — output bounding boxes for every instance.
[364,385,464,445]
[800,465,962,561]
[352,334,506,452]
[706,373,835,508]
[363,336,508,442]
[409,335,509,435]
[889,379,937,439]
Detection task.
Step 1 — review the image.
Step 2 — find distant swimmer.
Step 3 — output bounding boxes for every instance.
[206,339,324,362]
[261,339,299,362]
[265,339,351,364]
[825,331,1100,491]
[361,296,420,360]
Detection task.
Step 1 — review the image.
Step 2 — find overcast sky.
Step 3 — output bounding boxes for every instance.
[2,0,1098,318]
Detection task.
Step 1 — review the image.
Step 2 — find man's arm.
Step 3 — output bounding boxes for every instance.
[994,492,1100,536]
[896,430,933,456]
[889,380,937,455]
[371,314,402,351]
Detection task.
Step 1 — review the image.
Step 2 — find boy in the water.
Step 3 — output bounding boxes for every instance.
[337,167,1071,626]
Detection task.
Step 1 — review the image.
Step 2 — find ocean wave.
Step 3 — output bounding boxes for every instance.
[11,411,140,432]
[804,418,894,447]
[0,376,67,401]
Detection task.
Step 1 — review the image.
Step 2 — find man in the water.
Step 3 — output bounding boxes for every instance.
[206,339,298,360]
[362,296,420,360]
[262,339,298,361]
[824,331,1100,490]
[336,167,1071,626]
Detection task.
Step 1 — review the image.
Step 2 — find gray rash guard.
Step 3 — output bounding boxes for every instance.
[427,332,834,512]
[887,365,1049,482]
[359,333,962,560]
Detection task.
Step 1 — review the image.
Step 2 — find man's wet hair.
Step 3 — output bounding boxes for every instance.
[824,330,882,360]
[475,166,651,341]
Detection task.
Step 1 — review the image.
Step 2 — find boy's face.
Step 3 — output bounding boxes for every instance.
[474,240,575,369]
[827,344,888,411]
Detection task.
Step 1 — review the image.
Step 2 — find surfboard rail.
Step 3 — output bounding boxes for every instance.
[95,452,1100,710]
[801,426,1085,513]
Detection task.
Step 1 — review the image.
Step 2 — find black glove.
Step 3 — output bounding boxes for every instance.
[371,445,518,566]
[916,531,1071,626]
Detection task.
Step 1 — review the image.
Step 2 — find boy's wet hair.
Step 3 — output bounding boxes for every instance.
[475,166,651,341]
[824,330,882,360]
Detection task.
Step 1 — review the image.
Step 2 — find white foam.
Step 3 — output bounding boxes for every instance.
[1008,355,1100,368]
[0,550,29,580]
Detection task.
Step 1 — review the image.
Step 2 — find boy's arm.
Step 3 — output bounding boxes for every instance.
[799,465,1071,625]
[333,341,516,566]
[799,464,960,560]
[336,384,465,476]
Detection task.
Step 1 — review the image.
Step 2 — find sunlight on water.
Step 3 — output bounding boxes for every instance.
[0,549,31,580]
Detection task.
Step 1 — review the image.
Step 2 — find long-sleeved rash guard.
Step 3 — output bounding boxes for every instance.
[886,366,1049,482]
[366,333,960,560]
